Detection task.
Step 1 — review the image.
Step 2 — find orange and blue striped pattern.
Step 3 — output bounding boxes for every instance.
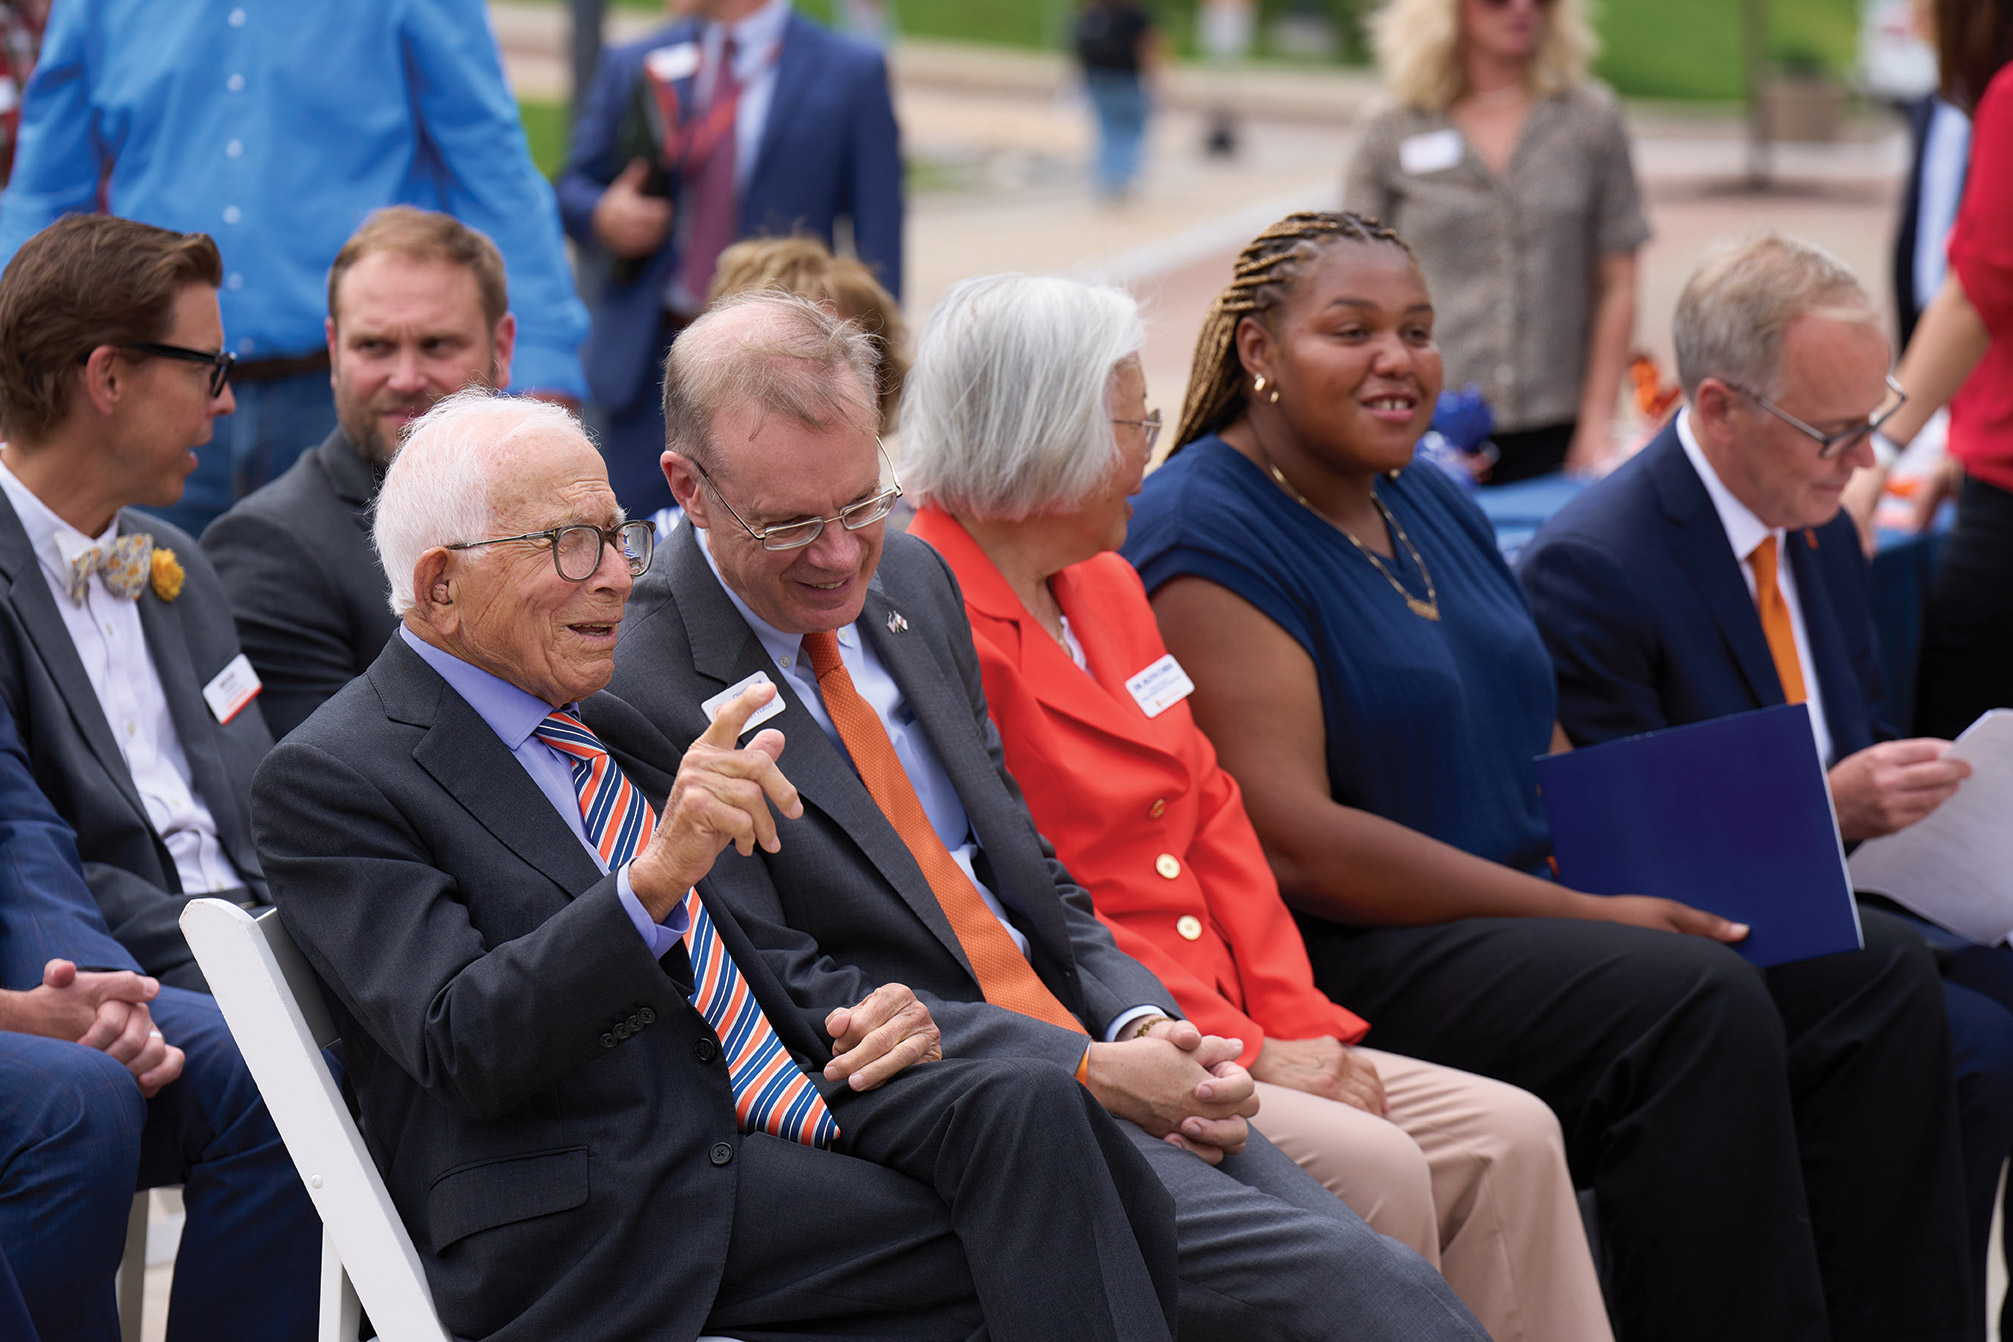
[533,710,837,1149]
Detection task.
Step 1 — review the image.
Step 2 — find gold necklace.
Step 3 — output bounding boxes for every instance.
[1258,454,1441,622]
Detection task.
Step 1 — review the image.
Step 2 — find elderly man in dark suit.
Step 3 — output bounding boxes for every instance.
[0,216,271,991]
[1519,231,2013,1335]
[0,694,317,1340]
[557,0,903,517]
[591,291,1489,1341]
[203,207,516,739]
[251,386,1185,1342]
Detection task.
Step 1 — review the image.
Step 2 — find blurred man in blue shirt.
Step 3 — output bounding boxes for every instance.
[0,0,588,536]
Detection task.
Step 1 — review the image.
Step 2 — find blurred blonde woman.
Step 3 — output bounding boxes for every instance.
[1347,0,1647,482]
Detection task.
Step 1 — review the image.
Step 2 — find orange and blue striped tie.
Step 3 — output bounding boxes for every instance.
[534,711,838,1148]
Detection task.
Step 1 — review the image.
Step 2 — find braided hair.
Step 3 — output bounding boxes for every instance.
[1170,211,1416,456]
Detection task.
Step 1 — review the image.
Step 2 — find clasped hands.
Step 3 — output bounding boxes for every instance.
[1,958,184,1095]
[1084,1018,1261,1165]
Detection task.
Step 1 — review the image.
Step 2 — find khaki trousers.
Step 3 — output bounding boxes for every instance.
[1252,1047,1612,1342]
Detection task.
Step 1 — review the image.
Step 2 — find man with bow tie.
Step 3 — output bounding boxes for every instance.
[0,214,273,991]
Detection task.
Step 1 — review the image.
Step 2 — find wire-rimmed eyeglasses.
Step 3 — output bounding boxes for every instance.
[444,519,657,581]
[77,342,238,396]
[1725,374,1909,461]
[689,440,904,551]
[1113,410,1163,453]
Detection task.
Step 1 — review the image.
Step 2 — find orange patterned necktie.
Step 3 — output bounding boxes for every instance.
[800,630,1086,1035]
[1750,535,1808,706]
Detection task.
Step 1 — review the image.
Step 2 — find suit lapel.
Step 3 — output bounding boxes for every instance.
[665,528,976,977]
[1786,531,1872,758]
[0,501,150,823]
[380,640,605,899]
[1647,430,1785,708]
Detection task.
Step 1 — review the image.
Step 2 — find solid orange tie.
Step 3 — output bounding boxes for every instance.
[1750,535,1808,705]
[801,630,1086,1035]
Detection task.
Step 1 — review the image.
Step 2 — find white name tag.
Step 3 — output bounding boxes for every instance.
[202,653,262,725]
[1125,654,1194,719]
[645,42,700,83]
[1398,128,1464,176]
[702,670,785,736]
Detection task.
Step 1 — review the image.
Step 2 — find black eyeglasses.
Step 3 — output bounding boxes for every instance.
[1112,410,1163,453]
[79,342,238,396]
[1725,374,1909,461]
[689,441,904,551]
[445,520,657,581]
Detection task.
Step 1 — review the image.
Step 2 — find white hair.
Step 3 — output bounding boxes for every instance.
[373,388,588,617]
[1672,232,1878,401]
[900,274,1145,520]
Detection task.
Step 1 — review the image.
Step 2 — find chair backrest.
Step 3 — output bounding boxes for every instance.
[180,898,449,1342]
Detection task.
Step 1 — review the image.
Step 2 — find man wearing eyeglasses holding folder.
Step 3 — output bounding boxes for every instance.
[0,215,273,992]
[1520,231,2013,1337]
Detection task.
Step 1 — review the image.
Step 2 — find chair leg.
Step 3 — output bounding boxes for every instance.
[116,1191,149,1342]
[318,1232,360,1342]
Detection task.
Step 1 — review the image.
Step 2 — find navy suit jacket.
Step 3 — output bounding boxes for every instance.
[1517,419,1889,760]
[557,12,904,415]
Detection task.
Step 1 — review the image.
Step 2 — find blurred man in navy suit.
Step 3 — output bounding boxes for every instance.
[558,0,903,518]
[0,694,317,1340]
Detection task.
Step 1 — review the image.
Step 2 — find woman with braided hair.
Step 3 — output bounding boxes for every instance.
[1122,211,1973,1342]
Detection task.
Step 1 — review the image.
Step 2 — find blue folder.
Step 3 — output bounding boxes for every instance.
[1536,703,1862,968]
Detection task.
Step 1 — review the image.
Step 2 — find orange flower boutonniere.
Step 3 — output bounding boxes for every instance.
[150,547,185,602]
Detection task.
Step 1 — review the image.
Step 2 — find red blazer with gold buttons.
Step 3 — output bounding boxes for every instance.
[909,507,1368,1064]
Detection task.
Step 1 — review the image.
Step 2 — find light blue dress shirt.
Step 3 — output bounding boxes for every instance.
[399,627,689,956]
[696,529,1160,1041]
[0,0,589,397]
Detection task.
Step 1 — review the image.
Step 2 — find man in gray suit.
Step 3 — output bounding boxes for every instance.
[204,207,516,738]
[593,292,1488,1340]
[253,388,1185,1342]
[0,215,270,990]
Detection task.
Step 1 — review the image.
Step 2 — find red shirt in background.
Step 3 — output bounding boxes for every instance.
[1949,63,2013,491]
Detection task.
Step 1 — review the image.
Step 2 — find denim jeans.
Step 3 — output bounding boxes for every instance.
[145,367,337,537]
[1084,68,1149,196]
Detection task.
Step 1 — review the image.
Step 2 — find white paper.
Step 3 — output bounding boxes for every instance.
[701,671,784,736]
[1399,129,1464,176]
[1848,710,2013,944]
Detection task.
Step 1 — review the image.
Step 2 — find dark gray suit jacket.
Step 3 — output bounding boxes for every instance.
[0,498,270,989]
[202,427,395,739]
[592,526,1175,1073]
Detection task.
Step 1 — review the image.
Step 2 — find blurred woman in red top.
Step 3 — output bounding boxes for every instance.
[902,272,1610,1342]
[1847,0,2013,736]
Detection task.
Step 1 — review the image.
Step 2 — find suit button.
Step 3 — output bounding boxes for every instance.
[710,1142,734,1166]
[695,1038,719,1063]
[1155,854,1181,880]
[1148,799,1166,819]
[627,1014,644,1032]
[600,1033,617,1049]
[1176,915,1203,941]
[613,1022,632,1040]
[638,1007,657,1025]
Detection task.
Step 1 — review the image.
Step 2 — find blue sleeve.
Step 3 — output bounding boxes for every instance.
[844,49,904,299]
[1516,529,1670,747]
[0,700,139,983]
[0,0,106,268]
[402,0,589,397]
[555,41,637,246]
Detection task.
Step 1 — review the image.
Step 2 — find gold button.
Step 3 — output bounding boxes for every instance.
[1155,854,1180,880]
[1176,914,1203,941]
[1147,798,1167,819]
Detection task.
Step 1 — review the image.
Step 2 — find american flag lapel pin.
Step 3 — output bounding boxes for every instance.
[886,610,909,634]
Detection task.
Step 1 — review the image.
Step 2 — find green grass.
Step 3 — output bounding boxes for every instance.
[519,0,1863,103]
[519,98,571,179]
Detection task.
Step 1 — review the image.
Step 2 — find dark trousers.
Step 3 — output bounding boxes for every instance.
[712,1055,1181,1342]
[1484,419,1576,485]
[1300,908,1970,1342]
[1917,473,2013,739]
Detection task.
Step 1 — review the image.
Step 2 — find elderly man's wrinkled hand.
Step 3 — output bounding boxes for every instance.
[1084,1032,1258,1165]
[823,983,943,1092]
[628,685,803,916]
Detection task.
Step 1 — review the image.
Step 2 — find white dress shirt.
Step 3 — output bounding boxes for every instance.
[0,461,241,892]
[698,529,1162,1040]
[1676,411,1834,765]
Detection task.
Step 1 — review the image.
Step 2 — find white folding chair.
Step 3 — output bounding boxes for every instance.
[180,897,448,1342]
[180,897,743,1342]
